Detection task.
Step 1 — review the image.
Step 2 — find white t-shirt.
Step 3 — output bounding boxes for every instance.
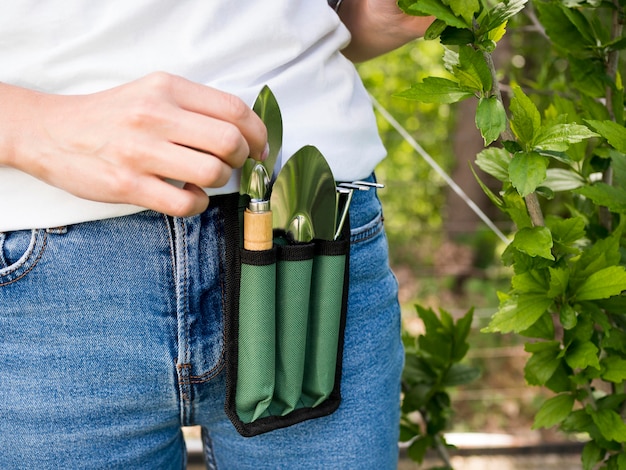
[0,1,386,231]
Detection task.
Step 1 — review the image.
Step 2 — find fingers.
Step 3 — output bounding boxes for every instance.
[163,107,253,170]
[147,73,268,162]
[130,179,210,217]
[115,138,233,189]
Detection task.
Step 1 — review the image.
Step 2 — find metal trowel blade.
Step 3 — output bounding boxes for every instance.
[240,86,282,198]
[270,146,337,242]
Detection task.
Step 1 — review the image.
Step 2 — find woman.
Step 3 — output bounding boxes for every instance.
[0,2,432,468]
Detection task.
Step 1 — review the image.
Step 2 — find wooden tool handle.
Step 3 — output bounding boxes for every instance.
[243,209,273,251]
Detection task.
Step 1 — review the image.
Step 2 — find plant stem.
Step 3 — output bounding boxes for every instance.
[483,51,545,227]
[600,0,623,231]
[523,3,550,42]
[433,434,453,469]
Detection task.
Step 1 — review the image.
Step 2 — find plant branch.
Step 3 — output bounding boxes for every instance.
[523,3,550,42]
[599,0,623,231]
[433,434,453,469]
[483,51,545,227]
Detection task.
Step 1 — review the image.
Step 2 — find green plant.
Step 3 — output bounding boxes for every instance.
[397,0,626,468]
[401,306,480,468]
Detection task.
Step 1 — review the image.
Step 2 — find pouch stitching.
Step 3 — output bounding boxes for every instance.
[0,230,48,286]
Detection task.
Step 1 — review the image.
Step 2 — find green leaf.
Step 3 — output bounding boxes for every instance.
[455,46,492,93]
[570,57,609,98]
[601,357,626,383]
[399,421,420,442]
[565,341,600,370]
[475,148,510,182]
[424,19,448,40]
[521,311,555,340]
[452,308,474,361]
[408,0,469,28]
[576,183,626,214]
[476,96,507,145]
[471,164,505,209]
[559,304,577,330]
[512,271,548,294]
[395,77,474,104]
[442,363,481,387]
[574,231,622,282]
[612,149,626,190]
[510,85,541,148]
[590,409,626,443]
[581,441,604,470]
[407,436,431,464]
[502,189,533,229]
[547,216,586,246]
[482,0,528,33]
[509,151,548,197]
[397,0,440,15]
[562,409,594,434]
[586,120,626,153]
[533,124,599,151]
[445,0,480,25]
[561,4,596,45]
[532,394,575,429]
[543,169,586,192]
[440,26,475,46]
[523,341,562,385]
[576,266,626,301]
[534,2,595,56]
[484,293,554,334]
[487,21,507,43]
[510,226,554,260]
[548,268,569,299]
[403,355,437,385]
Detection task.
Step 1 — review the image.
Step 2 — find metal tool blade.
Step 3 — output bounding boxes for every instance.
[240,86,282,199]
[271,146,337,242]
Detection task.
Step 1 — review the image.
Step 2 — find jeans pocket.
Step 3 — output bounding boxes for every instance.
[0,229,47,286]
[350,209,384,245]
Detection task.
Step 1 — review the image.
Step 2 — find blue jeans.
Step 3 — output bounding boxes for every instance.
[0,185,402,469]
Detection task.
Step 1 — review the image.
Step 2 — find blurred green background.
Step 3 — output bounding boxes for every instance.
[356,35,556,441]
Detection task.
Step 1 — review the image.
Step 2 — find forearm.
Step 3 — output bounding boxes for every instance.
[337,0,434,62]
[0,74,268,217]
[0,82,43,169]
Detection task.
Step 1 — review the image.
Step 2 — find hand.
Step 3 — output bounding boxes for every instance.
[338,0,434,62]
[1,72,268,216]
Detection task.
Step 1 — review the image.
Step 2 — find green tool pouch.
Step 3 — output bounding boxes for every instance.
[223,195,350,437]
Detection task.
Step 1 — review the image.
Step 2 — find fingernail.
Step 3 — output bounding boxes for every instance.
[260,143,270,161]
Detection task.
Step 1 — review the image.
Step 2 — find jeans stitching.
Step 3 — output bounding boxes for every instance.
[350,213,384,245]
[202,427,218,470]
[187,208,228,385]
[0,230,48,286]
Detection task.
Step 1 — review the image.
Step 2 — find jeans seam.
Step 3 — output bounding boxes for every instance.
[350,214,384,245]
[202,427,218,470]
[175,217,194,425]
[0,230,47,286]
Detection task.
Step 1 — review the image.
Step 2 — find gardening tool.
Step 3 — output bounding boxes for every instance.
[270,146,337,242]
[334,181,385,240]
[240,86,282,250]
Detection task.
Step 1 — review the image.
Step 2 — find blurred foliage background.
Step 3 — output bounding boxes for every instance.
[358,38,509,315]
[355,16,572,441]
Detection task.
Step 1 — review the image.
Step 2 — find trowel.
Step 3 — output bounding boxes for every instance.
[270,146,337,242]
[240,86,282,250]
